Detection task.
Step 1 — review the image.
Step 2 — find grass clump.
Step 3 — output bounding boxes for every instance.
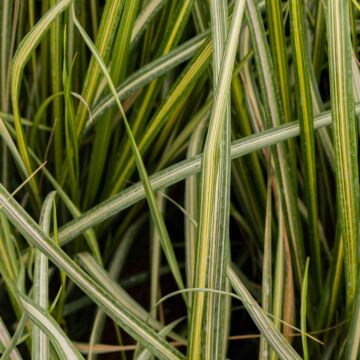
[1,0,360,359]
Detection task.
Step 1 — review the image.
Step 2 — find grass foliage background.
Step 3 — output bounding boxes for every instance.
[1,0,360,358]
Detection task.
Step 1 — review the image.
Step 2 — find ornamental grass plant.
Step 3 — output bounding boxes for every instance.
[1,0,360,359]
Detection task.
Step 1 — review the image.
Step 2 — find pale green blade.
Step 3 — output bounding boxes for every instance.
[327,0,359,308]
[227,265,301,360]
[32,191,55,360]
[20,294,83,360]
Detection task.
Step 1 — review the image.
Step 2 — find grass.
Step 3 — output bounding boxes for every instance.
[1,0,360,359]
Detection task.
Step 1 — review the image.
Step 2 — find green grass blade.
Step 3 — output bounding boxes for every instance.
[137,318,184,360]
[130,0,169,45]
[270,202,285,360]
[312,0,326,81]
[74,0,124,135]
[150,193,165,320]
[205,0,231,357]
[346,283,360,359]
[83,0,140,207]
[327,0,359,308]
[184,119,207,290]
[49,0,63,178]
[265,0,293,124]
[11,0,73,201]
[29,153,102,264]
[259,180,272,360]
[290,0,322,290]
[1,0,12,112]
[87,216,146,360]
[301,258,310,360]
[108,0,195,196]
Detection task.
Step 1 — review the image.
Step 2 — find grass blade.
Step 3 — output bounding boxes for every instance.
[188,1,245,358]
[290,0,322,290]
[327,0,359,308]
[301,258,310,360]
[83,0,140,207]
[71,4,185,295]
[346,284,360,359]
[32,191,55,360]
[227,265,301,360]
[74,0,124,135]
[20,294,83,360]
[259,180,272,360]
[11,0,73,201]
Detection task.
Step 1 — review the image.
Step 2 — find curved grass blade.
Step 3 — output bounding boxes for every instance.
[75,0,124,135]
[83,0,140,208]
[19,294,83,360]
[11,0,73,200]
[71,4,185,295]
[227,265,301,360]
[0,184,184,360]
[130,0,169,45]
